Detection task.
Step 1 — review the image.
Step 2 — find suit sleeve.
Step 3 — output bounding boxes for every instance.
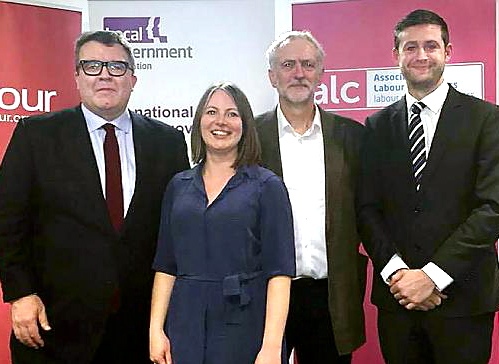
[172,131,190,173]
[356,117,400,273]
[0,121,37,301]
[431,104,499,281]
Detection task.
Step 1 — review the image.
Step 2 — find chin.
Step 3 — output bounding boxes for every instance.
[410,79,440,92]
[207,146,238,157]
[96,102,120,111]
[287,93,312,104]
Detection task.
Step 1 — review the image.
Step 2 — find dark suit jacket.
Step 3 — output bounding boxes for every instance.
[358,86,499,316]
[256,107,366,355]
[0,106,189,363]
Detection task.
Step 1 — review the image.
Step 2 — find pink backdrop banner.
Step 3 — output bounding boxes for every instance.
[293,0,496,123]
[292,1,498,363]
[0,2,81,363]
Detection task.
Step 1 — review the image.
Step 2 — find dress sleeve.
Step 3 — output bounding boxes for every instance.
[152,176,179,275]
[259,174,295,279]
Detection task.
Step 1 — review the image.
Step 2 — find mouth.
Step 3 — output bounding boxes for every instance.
[211,130,230,136]
[411,62,432,71]
[96,87,116,92]
[288,83,311,91]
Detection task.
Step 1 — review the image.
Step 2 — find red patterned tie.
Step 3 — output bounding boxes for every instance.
[103,123,124,231]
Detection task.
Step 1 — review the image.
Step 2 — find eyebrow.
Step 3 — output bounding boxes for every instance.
[205,106,238,111]
[281,58,315,62]
[403,40,440,45]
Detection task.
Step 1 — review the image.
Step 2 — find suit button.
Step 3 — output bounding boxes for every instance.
[414,206,422,213]
[414,244,422,251]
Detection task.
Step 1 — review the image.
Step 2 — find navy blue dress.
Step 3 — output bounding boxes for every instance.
[152,164,295,364]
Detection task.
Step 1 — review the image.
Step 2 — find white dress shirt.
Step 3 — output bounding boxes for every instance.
[81,104,136,216]
[277,104,328,279]
[380,82,453,291]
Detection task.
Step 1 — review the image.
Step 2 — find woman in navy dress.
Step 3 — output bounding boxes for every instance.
[149,82,295,364]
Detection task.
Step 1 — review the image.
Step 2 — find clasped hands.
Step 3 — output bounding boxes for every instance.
[389,269,447,311]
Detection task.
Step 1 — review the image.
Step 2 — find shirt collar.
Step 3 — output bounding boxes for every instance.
[406,81,449,115]
[81,103,132,133]
[183,162,259,181]
[277,103,322,137]
[183,162,259,197]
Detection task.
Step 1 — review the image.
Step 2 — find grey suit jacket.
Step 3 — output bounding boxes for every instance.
[256,106,367,355]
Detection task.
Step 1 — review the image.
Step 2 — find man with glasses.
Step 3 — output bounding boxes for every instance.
[0,30,189,363]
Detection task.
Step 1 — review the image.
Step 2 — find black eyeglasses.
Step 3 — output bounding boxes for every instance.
[78,60,133,77]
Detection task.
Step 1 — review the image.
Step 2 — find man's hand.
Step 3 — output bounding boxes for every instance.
[11,294,51,349]
[389,269,436,309]
[411,290,448,311]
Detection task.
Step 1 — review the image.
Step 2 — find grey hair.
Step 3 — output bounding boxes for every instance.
[265,30,325,69]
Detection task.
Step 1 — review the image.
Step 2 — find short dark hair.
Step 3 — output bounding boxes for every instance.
[394,9,449,49]
[74,30,135,72]
[191,82,261,168]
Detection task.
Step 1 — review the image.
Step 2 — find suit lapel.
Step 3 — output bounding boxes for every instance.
[321,109,344,232]
[321,110,344,236]
[390,98,417,190]
[392,97,410,151]
[124,112,147,223]
[63,106,111,230]
[422,87,462,184]
[258,109,283,177]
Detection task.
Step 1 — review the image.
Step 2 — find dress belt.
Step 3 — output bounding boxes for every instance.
[178,271,263,306]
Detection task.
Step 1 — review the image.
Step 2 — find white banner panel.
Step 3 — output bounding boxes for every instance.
[364,63,484,108]
[88,0,276,143]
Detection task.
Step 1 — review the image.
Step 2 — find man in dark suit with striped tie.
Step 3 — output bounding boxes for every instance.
[357,9,499,364]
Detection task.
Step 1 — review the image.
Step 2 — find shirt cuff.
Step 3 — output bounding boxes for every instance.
[422,262,453,291]
[380,254,409,284]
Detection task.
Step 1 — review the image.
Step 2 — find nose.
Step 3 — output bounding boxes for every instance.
[99,65,113,78]
[415,46,429,60]
[214,115,227,125]
[293,63,305,78]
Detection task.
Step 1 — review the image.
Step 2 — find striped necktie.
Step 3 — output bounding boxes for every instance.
[408,101,426,190]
